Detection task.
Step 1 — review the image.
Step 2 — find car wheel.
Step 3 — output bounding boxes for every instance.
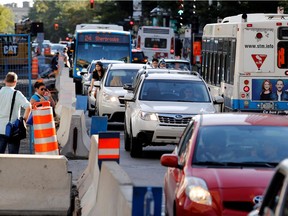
[124,121,130,151]
[130,127,142,158]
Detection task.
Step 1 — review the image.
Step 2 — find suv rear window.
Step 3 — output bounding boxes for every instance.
[139,79,210,102]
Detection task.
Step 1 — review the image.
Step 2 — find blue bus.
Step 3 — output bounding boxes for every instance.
[72,25,132,94]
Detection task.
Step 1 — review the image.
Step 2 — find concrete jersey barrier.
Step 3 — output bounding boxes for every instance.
[0,154,71,215]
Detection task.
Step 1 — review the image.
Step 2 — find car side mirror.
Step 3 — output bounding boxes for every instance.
[213,96,224,104]
[122,93,135,102]
[123,83,133,91]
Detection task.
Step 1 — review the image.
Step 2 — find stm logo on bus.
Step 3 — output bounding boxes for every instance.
[251,54,267,70]
[3,44,18,56]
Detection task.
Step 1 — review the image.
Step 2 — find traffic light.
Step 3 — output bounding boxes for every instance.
[54,23,59,30]
[177,0,184,28]
[191,16,199,33]
[178,0,184,16]
[129,19,134,26]
[90,0,94,8]
[31,22,43,36]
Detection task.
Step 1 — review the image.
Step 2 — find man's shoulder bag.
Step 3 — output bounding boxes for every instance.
[5,91,27,142]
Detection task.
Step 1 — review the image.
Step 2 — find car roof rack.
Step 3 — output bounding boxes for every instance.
[143,68,199,77]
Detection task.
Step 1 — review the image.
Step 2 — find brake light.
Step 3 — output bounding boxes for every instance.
[243,79,250,92]
[171,37,174,54]
[243,86,250,92]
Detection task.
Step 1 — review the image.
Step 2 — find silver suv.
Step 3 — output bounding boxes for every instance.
[123,69,224,157]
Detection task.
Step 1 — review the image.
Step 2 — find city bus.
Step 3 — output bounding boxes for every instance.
[136,26,175,60]
[72,24,132,94]
[201,13,288,114]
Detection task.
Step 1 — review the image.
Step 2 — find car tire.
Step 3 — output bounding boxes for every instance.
[130,127,142,158]
[124,121,130,151]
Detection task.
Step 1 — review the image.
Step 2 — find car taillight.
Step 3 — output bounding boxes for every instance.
[243,86,250,92]
[171,37,174,54]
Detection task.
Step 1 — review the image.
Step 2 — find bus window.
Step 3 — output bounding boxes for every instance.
[145,38,167,49]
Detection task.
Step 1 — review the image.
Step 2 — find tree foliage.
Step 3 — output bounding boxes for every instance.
[0,5,15,33]
[2,0,288,40]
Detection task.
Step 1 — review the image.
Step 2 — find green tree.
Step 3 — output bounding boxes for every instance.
[0,5,15,33]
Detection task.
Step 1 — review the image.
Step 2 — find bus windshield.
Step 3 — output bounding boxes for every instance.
[76,42,130,67]
[144,38,167,49]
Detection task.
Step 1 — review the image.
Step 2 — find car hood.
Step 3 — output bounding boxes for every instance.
[104,87,127,96]
[193,167,274,189]
[139,101,216,114]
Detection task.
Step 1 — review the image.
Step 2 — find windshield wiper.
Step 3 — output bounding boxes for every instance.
[226,161,278,168]
[194,161,227,167]
[194,161,278,168]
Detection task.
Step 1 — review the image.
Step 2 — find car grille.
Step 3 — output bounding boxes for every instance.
[158,114,193,127]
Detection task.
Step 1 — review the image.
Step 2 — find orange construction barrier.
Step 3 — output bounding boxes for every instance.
[98,132,120,170]
[44,47,51,56]
[32,101,59,155]
[32,56,39,79]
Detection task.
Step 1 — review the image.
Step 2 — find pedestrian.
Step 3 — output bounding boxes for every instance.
[63,47,70,68]
[0,72,31,154]
[151,58,159,68]
[48,52,59,78]
[30,81,56,111]
[159,59,167,68]
[88,61,105,97]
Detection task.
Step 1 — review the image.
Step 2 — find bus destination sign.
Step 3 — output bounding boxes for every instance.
[78,33,129,44]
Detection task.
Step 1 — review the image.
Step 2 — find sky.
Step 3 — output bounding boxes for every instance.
[1,0,33,7]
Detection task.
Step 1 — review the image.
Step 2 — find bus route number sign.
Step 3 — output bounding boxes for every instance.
[79,33,129,44]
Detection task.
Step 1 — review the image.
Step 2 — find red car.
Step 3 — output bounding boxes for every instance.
[161,113,288,216]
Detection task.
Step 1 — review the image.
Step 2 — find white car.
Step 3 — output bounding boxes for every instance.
[80,59,125,96]
[89,63,148,120]
[123,70,224,158]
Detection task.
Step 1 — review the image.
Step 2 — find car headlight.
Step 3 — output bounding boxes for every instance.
[140,111,157,121]
[103,92,118,102]
[184,177,212,206]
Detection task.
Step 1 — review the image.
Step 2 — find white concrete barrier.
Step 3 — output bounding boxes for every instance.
[60,110,90,158]
[0,155,71,215]
[76,135,100,215]
[57,105,76,147]
[92,162,133,216]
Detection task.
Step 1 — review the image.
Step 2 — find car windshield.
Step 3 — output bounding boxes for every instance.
[139,79,211,102]
[87,61,124,74]
[51,44,66,51]
[193,125,288,166]
[132,52,145,59]
[165,62,191,71]
[105,69,139,87]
